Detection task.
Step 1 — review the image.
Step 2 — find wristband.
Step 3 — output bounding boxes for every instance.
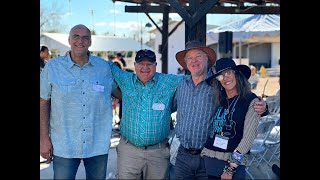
[232,150,244,162]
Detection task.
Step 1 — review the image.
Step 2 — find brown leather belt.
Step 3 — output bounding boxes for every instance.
[182,146,203,155]
[121,135,169,150]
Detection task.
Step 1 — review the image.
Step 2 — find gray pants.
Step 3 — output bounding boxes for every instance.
[116,136,170,179]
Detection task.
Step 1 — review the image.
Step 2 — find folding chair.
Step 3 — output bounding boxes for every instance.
[265,96,280,115]
[264,118,280,166]
[261,96,280,123]
[246,119,276,180]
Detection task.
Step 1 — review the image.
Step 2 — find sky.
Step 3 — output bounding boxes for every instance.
[41,0,253,40]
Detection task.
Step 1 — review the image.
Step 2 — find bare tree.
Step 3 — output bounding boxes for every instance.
[40,1,67,33]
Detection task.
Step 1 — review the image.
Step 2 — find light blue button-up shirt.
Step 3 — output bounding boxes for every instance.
[40,53,116,158]
[109,61,186,146]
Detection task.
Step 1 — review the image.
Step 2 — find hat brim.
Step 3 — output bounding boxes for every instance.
[135,57,156,63]
[205,65,251,86]
[236,65,251,79]
[176,47,216,71]
[205,67,232,86]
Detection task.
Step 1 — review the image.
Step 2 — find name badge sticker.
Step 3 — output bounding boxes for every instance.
[152,103,165,110]
[213,134,229,150]
[93,84,104,92]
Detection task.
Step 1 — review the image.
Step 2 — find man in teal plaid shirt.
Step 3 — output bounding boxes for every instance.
[108,49,185,179]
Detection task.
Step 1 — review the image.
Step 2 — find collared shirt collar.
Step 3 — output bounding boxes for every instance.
[186,69,213,84]
[66,51,95,68]
[133,72,159,85]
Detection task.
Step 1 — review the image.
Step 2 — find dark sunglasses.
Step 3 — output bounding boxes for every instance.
[136,49,155,59]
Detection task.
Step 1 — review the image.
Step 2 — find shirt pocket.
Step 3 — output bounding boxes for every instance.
[152,90,174,110]
[125,90,139,108]
[56,79,77,95]
[88,78,110,103]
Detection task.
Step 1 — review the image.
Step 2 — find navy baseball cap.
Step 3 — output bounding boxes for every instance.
[135,49,156,63]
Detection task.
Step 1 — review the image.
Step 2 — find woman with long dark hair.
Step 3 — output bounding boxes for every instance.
[201,58,263,180]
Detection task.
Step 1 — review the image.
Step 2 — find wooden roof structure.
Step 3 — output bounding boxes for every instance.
[113,0,280,14]
[112,0,280,73]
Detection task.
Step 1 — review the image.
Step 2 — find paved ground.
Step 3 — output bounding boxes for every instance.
[41,128,280,180]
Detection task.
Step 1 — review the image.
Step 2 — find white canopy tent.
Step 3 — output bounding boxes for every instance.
[207,15,280,66]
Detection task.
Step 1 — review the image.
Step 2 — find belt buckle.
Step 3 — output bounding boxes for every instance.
[189,148,201,155]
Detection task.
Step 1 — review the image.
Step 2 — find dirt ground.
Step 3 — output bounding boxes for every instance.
[251,76,280,97]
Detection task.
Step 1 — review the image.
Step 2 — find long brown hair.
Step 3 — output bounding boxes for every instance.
[211,68,251,107]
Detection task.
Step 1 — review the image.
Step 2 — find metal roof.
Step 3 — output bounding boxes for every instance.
[41,33,152,52]
[112,0,280,14]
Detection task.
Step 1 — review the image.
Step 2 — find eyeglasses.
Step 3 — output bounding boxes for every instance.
[136,49,155,60]
[184,53,205,62]
[71,35,91,42]
[136,62,156,68]
[216,69,235,81]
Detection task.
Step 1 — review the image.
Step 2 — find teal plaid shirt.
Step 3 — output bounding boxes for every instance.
[109,62,185,146]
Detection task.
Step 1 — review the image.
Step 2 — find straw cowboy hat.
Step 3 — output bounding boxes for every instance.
[175,40,216,70]
[206,58,251,85]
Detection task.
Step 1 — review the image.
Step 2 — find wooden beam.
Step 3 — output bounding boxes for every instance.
[125,5,280,14]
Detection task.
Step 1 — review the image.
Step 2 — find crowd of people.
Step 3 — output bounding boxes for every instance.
[40,24,275,180]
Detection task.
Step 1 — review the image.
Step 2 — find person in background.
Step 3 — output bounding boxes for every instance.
[111,58,124,126]
[248,65,259,90]
[107,54,114,62]
[108,49,185,179]
[40,45,50,73]
[40,24,119,180]
[177,66,185,75]
[172,40,268,179]
[116,52,127,68]
[201,58,262,180]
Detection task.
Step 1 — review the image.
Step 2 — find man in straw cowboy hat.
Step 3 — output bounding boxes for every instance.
[172,40,268,179]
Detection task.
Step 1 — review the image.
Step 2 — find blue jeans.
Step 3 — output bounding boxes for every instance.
[52,154,108,180]
[174,146,207,179]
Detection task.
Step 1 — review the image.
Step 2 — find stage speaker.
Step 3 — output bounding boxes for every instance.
[218,31,233,53]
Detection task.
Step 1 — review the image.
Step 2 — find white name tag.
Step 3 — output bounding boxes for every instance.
[213,134,229,150]
[93,84,104,92]
[152,103,165,110]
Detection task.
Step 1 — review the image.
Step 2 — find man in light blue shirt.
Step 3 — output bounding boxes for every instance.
[108,49,185,179]
[40,24,118,180]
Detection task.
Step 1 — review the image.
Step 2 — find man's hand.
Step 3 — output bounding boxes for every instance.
[221,171,232,180]
[40,137,53,163]
[253,97,267,115]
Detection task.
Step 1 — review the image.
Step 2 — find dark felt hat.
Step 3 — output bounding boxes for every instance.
[175,40,216,70]
[206,58,251,85]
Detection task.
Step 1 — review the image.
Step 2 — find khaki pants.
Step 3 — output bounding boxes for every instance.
[116,136,170,179]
